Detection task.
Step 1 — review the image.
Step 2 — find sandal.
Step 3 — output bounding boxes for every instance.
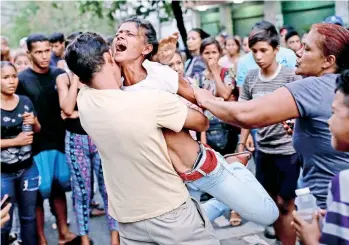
[224,151,252,166]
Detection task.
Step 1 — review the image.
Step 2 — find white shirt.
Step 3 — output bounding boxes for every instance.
[123,59,179,93]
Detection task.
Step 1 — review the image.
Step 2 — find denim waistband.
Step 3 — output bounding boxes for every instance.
[192,143,211,171]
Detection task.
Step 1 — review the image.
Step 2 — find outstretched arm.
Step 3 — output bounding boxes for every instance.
[194,87,300,129]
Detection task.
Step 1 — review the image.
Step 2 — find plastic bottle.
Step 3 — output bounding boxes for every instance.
[295,187,318,222]
[22,124,32,152]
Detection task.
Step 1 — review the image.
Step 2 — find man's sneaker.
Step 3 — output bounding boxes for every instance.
[8,233,17,243]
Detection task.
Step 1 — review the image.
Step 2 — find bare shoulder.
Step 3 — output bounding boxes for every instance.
[56,72,69,84]
[57,60,66,69]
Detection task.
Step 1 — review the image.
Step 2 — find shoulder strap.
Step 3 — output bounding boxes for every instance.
[67,73,71,87]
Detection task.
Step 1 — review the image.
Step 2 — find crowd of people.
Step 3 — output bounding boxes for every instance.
[1,12,348,245]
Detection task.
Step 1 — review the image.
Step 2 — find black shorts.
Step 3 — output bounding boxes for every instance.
[255,151,301,200]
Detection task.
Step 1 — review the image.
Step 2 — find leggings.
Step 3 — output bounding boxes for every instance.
[65,131,118,235]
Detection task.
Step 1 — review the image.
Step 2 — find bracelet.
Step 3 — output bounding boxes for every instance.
[237,142,246,147]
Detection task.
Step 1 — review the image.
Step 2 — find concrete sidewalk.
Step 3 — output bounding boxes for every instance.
[43,195,274,245]
[43,158,276,245]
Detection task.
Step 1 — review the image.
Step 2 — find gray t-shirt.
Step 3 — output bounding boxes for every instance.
[286,73,349,209]
[240,65,301,155]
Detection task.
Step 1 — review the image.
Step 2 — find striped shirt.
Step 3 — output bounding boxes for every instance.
[240,65,302,155]
[320,170,349,245]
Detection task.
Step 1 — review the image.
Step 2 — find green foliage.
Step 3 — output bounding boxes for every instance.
[2,1,116,49]
[78,0,173,23]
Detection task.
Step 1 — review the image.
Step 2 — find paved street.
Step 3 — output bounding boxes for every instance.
[45,203,275,245]
[44,159,275,245]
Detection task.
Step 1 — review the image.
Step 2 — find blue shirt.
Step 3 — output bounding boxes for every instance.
[49,53,62,67]
[236,47,297,87]
[286,74,349,209]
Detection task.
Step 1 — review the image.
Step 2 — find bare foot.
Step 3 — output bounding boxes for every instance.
[90,207,106,217]
[58,231,76,244]
[229,211,242,227]
[38,236,48,245]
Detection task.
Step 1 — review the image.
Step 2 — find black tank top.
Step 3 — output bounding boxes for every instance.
[65,104,87,135]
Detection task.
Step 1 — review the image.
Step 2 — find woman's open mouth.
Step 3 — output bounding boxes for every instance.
[115,42,127,52]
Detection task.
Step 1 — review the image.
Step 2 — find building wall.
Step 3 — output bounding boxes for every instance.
[199,7,220,35]
[197,0,347,38]
[335,0,349,26]
[143,0,347,48]
[231,1,264,37]
[146,8,199,49]
[282,1,335,34]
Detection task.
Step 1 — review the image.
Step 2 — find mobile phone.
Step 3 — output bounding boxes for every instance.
[1,196,11,209]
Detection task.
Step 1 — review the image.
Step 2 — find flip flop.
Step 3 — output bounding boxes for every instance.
[224,151,252,166]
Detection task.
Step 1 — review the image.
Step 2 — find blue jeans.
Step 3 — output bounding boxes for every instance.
[1,163,39,245]
[186,144,279,226]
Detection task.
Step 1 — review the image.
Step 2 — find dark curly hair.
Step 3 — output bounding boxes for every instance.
[336,70,349,108]
[65,32,109,84]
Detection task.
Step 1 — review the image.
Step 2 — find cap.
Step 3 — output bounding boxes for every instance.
[323,15,344,26]
[295,187,310,196]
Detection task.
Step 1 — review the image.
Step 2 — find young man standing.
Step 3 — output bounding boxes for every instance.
[66,32,220,245]
[238,23,302,245]
[292,70,349,245]
[16,34,74,245]
[285,30,302,53]
[236,22,297,88]
[49,32,65,67]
